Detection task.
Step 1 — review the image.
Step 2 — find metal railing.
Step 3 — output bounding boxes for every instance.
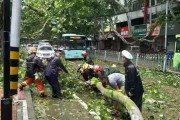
[88,50,180,73]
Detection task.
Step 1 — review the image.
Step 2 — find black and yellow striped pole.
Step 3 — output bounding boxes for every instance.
[10,0,22,95]
[10,48,19,95]
[1,0,12,119]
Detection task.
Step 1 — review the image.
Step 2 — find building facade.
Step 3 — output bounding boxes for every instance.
[97,0,180,53]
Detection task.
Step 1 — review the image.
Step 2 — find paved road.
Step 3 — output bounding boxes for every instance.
[31,86,96,120]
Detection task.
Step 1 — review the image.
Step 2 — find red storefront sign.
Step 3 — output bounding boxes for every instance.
[120,27,129,38]
[147,23,161,36]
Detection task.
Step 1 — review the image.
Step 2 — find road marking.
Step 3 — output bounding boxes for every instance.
[72,93,101,120]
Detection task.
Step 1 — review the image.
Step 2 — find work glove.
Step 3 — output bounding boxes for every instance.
[34,72,43,80]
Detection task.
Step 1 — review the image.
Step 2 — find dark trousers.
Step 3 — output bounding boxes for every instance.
[130,95,143,112]
[82,69,95,81]
[88,69,94,79]
[82,71,89,81]
[45,75,62,97]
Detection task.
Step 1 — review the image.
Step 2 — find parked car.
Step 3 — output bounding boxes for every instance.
[20,44,26,47]
[87,46,96,50]
[38,43,50,48]
[26,44,32,51]
[32,44,38,49]
[36,45,55,59]
[58,46,65,51]
[53,45,58,51]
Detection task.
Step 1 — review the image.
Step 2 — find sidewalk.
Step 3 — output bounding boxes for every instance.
[0,89,17,120]
[0,87,36,120]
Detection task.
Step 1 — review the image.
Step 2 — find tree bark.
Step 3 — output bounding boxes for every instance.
[114,0,132,37]
[91,77,144,120]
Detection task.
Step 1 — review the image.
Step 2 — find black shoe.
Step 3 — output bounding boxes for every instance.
[40,93,47,98]
[52,95,63,99]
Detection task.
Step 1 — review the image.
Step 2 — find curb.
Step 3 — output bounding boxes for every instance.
[25,86,36,120]
[17,86,36,120]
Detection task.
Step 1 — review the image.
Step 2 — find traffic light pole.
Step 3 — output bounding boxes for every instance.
[1,0,12,119]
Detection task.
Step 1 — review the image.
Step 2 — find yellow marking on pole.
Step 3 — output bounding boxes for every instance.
[10,67,18,75]
[10,51,19,59]
[10,81,18,89]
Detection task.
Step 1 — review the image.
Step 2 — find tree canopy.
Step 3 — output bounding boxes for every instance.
[1,0,178,42]
[21,0,124,41]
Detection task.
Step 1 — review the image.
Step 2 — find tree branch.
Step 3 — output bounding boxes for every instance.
[169,1,176,19]
[33,19,49,35]
[91,78,144,120]
[26,4,44,17]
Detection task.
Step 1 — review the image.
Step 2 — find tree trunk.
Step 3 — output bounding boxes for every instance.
[114,0,132,37]
[91,77,144,120]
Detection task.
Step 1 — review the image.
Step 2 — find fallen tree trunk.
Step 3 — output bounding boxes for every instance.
[91,77,144,120]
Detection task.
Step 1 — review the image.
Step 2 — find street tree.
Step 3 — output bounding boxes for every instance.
[21,0,119,42]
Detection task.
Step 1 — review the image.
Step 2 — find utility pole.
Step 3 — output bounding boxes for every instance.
[144,0,148,24]
[164,0,169,51]
[10,0,22,95]
[1,0,12,119]
[149,0,152,24]
[124,0,132,37]
[163,0,169,72]
[100,19,104,50]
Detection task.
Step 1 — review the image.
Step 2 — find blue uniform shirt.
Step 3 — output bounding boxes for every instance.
[108,73,125,89]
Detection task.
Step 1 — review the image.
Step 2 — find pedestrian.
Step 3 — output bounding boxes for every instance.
[77,52,94,80]
[45,52,69,99]
[80,63,95,81]
[93,65,120,81]
[122,50,144,111]
[99,73,125,115]
[81,64,101,92]
[19,47,47,98]
[99,73,125,90]
[81,51,94,65]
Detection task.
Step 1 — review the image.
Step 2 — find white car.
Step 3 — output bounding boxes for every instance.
[87,46,96,50]
[36,45,55,59]
[38,43,50,48]
[53,45,58,51]
[26,44,32,51]
[32,44,38,49]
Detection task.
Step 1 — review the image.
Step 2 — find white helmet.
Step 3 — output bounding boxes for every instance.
[122,50,133,60]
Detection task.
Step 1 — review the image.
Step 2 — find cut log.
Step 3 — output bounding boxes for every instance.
[91,77,144,120]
